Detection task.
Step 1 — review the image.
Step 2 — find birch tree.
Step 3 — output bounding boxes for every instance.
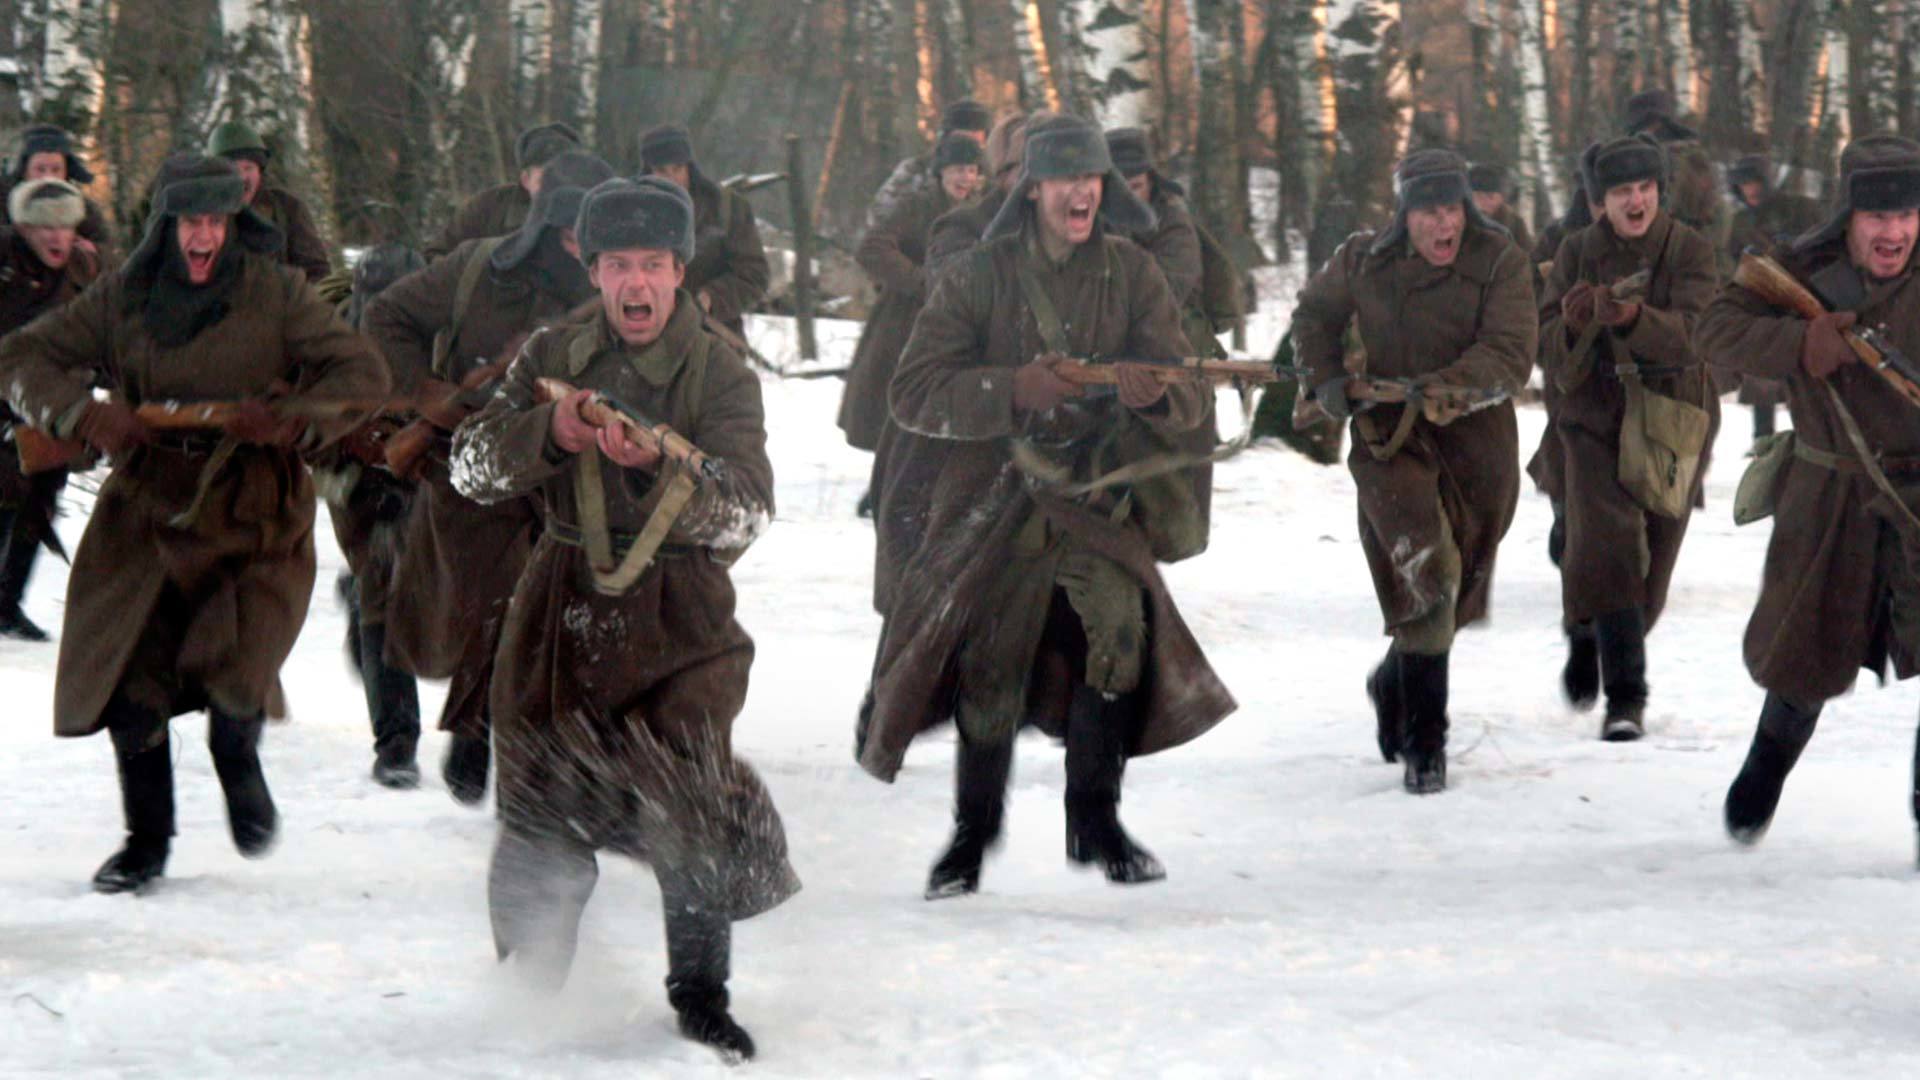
[1079,0,1153,127]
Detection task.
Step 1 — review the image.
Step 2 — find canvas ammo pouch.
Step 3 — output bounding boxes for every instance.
[1615,344,1712,519]
[1733,430,1797,526]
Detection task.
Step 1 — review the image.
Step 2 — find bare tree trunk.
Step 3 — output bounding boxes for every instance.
[1516,0,1565,215]
[1080,0,1153,127]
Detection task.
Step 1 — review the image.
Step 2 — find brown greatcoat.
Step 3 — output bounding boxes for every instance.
[1697,241,1920,705]
[424,183,530,261]
[0,251,389,735]
[684,170,771,338]
[1723,193,1824,407]
[363,238,582,735]
[1135,184,1215,357]
[837,181,957,451]
[0,228,100,511]
[451,296,797,917]
[1487,202,1535,257]
[1293,224,1537,636]
[250,186,332,282]
[1537,211,1720,627]
[925,189,1005,277]
[859,218,1236,782]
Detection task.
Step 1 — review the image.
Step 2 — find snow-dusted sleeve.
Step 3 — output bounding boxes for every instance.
[0,275,114,434]
[449,334,567,504]
[668,347,773,551]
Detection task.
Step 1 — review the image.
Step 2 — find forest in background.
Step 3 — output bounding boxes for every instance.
[0,0,1910,275]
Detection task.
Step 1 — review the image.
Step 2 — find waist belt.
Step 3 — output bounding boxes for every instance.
[546,518,697,561]
[1793,439,1920,477]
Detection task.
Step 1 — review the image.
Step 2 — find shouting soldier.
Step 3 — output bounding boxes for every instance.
[861,115,1236,898]
[451,176,797,1062]
[869,98,993,227]
[0,155,388,892]
[1698,134,1920,853]
[0,124,111,254]
[1293,149,1537,793]
[1538,136,1719,741]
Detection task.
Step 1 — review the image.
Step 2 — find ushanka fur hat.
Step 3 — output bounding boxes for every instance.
[123,154,281,276]
[982,114,1155,241]
[13,124,92,185]
[8,178,85,229]
[933,132,985,172]
[515,122,583,170]
[574,176,696,264]
[491,149,615,272]
[1368,148,1502,255]
[1580,135,1667,201]
[1792,134,1920,252]
[941,99,992,134]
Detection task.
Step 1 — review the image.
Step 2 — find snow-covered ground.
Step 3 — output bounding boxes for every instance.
[5,315,1920,1079]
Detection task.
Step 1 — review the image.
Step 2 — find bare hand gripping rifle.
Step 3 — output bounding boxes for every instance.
[532,377,724,481]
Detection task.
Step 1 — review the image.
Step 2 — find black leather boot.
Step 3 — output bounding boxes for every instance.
[1595,608,1648,741]
[1064,686,1164,884]
[663,885,753,1063]
[925,733,1013,900]
[93,724,175,893]
[443,731,491,806]
[1724,694,1821,845]
[1562,622,1599,710]
[1398,651,1450,794]
[357,615,421,789]
[1367,647,1403,763]
[208,709,278,857]
[0,508,48,642]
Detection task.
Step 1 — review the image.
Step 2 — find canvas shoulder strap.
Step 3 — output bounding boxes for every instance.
[431,235,505,378]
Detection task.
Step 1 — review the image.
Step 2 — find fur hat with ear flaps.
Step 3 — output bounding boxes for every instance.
[574,176,696,265]
[123,154,281,278]
[8,178,85,229]
[1367,148,1502,256]
[13,124,93,185]
[490,149,615,272]
[981,115,1156,242]
[1791,134,1920,253]
[1580,135,1667,205]
[515,122,583,171]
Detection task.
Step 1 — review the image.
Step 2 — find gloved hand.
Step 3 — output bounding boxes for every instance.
[1012,356,1082,413]
[1594,294,1640,328]
[222,399,308,447]
[1800,310,1859,379]
[1313,375,1354,420]
[339,420,395,467]
[1112,363,1168,410]
[1560,281,1597,333]
[549,388,598,454]
[73,400,149,456]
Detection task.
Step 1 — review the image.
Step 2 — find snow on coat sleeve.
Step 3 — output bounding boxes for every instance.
[0,275,114,434]
[887,252,1012,441]
[1697,281,1808,381]
[669,347,774,551]
[1431,238,1537,393]
[449,333,565,504]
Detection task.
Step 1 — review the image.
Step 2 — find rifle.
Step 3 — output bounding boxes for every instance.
[1731,251,1920,409]
[15,396,411,475]
[381,358,514,480]
[1349,375,1513,420]
[1043,355,1307,391]
[533,377,724,481]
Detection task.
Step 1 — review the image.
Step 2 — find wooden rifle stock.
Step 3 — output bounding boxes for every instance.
[1732,252,1920,409]
[533,377,722,480]
[16,396,413,476]
[1044,356,1297,388]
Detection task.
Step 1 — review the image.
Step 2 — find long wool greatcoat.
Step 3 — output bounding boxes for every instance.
[837,182,956,452]
[1293,224,1537,636]
[250,187,332,283]
[1697,241,1920,705]
[450,297,797,918]
[859,219,1236,782]
[1537,211,1720,628]
[1723,192,1824,407]
[424,183,530,261]
[0,229,100,513]
[685,170,771,339]
[0,251,388,734]
[362,238,579,734]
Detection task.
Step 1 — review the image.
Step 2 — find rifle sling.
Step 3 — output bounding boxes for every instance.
[1822,380,1920,536]
[573,448,698,596]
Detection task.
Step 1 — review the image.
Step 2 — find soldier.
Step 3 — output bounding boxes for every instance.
[1107,127,1218,358]
[0,124,111,253]
[860,115,1236,898]
[1697,134,1920,850]
[1293,149,1537,793]
[425,122,582,260]
[637,125,770,340]
[366,150,614,805]
[0,180,102,641]
[0,155,388,892]
[206,120,332,283]
[327,243,427,787]
[1623,90,1726,247]
[1724,154,1825,441]
[1537,136,1719,740]
[838,132,983,463]
[451,176,798,1062]
[868,98,993,227]
[1470,162,1535,255]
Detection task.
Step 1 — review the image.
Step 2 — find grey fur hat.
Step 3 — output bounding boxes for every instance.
[1793,134,1920,252]
[574,176,696,264]
[1580,135,1667,201]
[8,178,85,229]
[13,124,92,185]
[515,122,583,171]
[491,149,616,272]
[123,154,281,277]
[982,115,1155,242]
[1368,148,1503,256]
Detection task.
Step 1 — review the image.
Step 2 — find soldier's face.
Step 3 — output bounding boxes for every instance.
[654,163,692,193]
[1125,173,1151,204]
[519,165,545,197]
[1030,173,1103,248]
[940,164,980,201]
[19,224,74,269]
[1472,191,1505,216]
[1603,178,1659,238]
[1407,203,1465,266]
[232,159,263,206]
[1847,209,1920,280]
[24,153,65,181]
[175,213,228,284]
[1738,180,1764,208]
[592,248,685,346]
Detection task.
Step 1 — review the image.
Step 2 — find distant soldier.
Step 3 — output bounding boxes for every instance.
[425,122,582,260]
[1108,126,1221,358]
[207,120,332,283]
[924,111,1037,276]
[0,124,111,254]
[1723,154,1825,440]
[1294,149,1537,793]
[1537,136,1719,741]
[1624,90,1725,247]
[1470,162,1534,255]
[0,179,102,641]
[868,99,993,227]
[637,124,770,340]
[1528,178,1600,568]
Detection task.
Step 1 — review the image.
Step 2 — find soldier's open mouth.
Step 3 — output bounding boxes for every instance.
[1432,236,1458,256]
[1873,239,1910,262]
[621,301,654,323]
[1067,203,1094,226]
[184,248,217,277]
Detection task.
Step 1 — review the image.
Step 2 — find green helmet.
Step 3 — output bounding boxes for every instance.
[207,120,269,162]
